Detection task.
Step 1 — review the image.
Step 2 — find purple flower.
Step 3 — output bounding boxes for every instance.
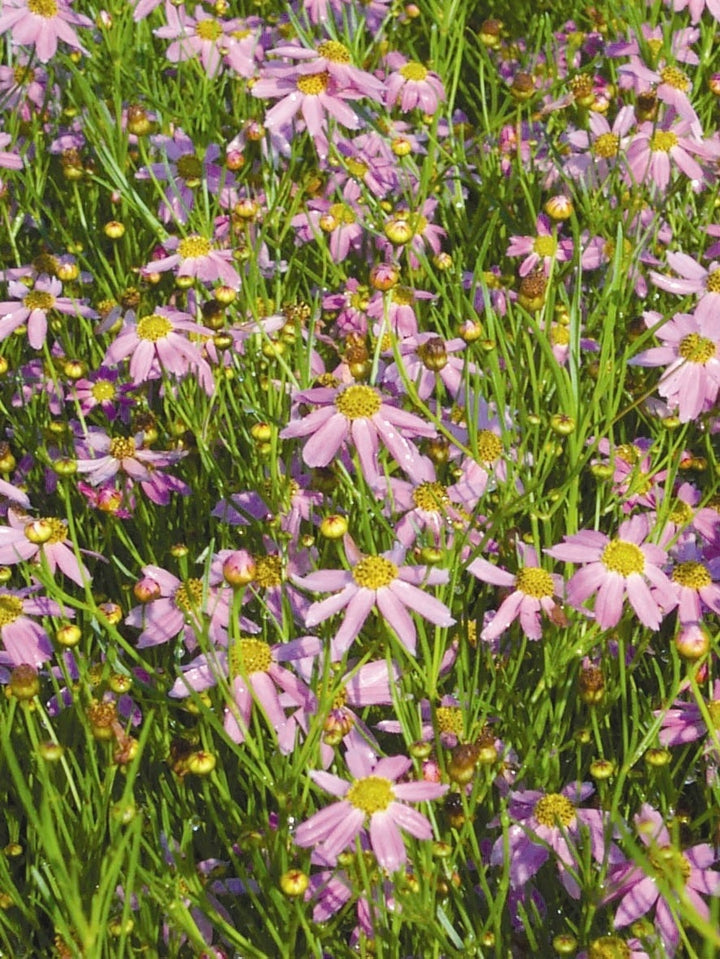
[604,804,720,954]
[0,507,91,586]
[293,539,455,657]
[490,783,619,898]
[294,749,448,873]
[655,679,720,770]
[169,634,321,754]
[0,585,62,668]
[0,0,91,63]
[546,514,674,630]
[0,275,96,349]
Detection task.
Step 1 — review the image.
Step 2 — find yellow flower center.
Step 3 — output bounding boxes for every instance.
[317,40,351,63]
[400,62,429,82]
[229,637,273,675]
[0,594,23,626]
[533,793,576,828]
[90,380,116,402]
[173,578,204,612]
[672,561,712,589]
[352,556,398,589]
[660,66,690,91]
[297,72,330,95]
[650,130,678,153]
[532,235,557,257]
[706,267,720,294]
[334,384,382,419]
[177,235,212,259]
[349,286,369,311]
[412,481,449,513]
[515,567,555,598]
[28,0,58,16]
[649,845,690,884]
[601,539,645,576]
[588,936,632,959]
[346,775,394,813]
[436,706,464,737]
[176,154,202,183]
[616,443,640,464]
[593,132,619,158]
[647,38,663,57]
[550,325,570,346]
[14,65,35,85]
[346,158,368,179]
[391,286,414,306]
[110,437,136,460]
[23,291,55,311]
[669,500,693,525]
[328,202,356,225]
[679,333,716,364]
[476,430,503,463]
[137,314,172,342]
[196,18,223,41]
[253,555,283,588]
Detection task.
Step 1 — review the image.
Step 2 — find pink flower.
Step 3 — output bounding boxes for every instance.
[630,310,720,422]
[0,585,62,667]
[103,308,215,394]
[265,39,384,101]
[169,634,321,754]
[0,508,91,586]
[293,539,454,657]
[154,4,239,78]
[468,545,565,642]
[625,116,717,192]
[384,54,446,114]
[506,214,573,277]
[280,382,436,484]
[252,65,363,159]
[144,234,241,289]
[294,749,448,873]
[546,514,673,630]
[649,252,720,324]
[0,275,96,349]
[604,804,720,954]
[563,105,636,185]
[0,0,91,63]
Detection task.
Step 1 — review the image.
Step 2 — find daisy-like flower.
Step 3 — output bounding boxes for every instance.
[563,105,635,186]
[625,116,717,192]
[293,539,454,657]
[0,585,62,667]
[649,252,720,324]
[384,53,446,114]
[506,213,574,277]
[125,565,234,650]
[0,132,22,171]
[630,310,720,422]
[604,804,720,955]
[0,508,91,586]
[383,334,476,402]
[490,783,620,898]
[252,65,363,159]
[154,4,239,78]
[468,544,565,642]
[0,275,96,349]
[169,634,321,753]
[666,0,720,22]
[667,541,720,623]
[143,234,241,289]
[135,131,228,225]
[546,514,674,630]
[0,0,91,63]
[294,748,448,873]
[68,367,134,421]
[74,428,186,488]
[265,39,384,101]
[103,308,215,395]
[366,284,436,338]
[280,382,436,484]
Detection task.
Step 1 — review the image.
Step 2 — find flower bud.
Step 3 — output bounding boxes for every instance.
[510,72,535,101]
[9,664,39,700]
[369,263,400,291]
[133,575,161,603]
[104,221,125,239]
[218,552,253,588]
[37,741,65,762]
[320,514,348,540]
[280,869,309,897]
[544,195,574,221]
[24,519,53,544]
[56,624,82,647]
[674,622,710,660]
[384,217,414,246]
[447,742,479,785]
[186,750,216,775]
[579,663,604,704]
[589,758,615,780]
[99,601,123,625]
[644,747,671,768]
